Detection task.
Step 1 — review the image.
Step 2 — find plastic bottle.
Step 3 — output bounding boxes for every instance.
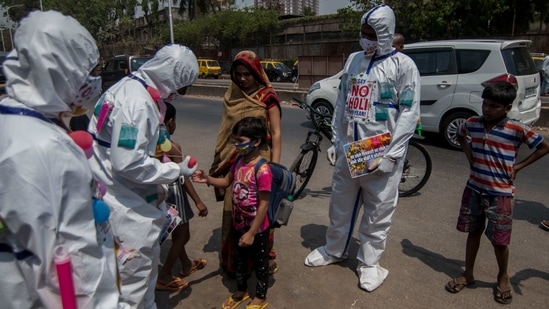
[54,246,77,309]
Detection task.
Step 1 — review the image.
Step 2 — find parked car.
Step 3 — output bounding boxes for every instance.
[198,58,221,79]
[305,40,541,149]
[305,70,342,127]
[0,51,8,95]
[261,60,294,82]
[101,54,152,90]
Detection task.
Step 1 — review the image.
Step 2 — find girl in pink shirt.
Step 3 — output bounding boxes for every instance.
[193,116,272,309]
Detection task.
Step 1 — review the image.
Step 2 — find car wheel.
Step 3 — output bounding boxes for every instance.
[311,100,334,128]
[275,76,281,82]
[291,76,298,83]
[214,75,219,79]
[442,111,474,149]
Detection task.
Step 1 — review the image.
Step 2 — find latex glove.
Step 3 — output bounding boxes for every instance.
[372,158,395,175]
[178,155,198,177]
[326,145,336,166]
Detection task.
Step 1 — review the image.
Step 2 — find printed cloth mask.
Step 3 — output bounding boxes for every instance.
[65,75,102,117]
[360,37,378,57]
[72,75,102,107]
[235,140,256,156]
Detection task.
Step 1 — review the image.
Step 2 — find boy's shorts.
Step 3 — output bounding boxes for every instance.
[167,178,194,225]
[456,186,514,246]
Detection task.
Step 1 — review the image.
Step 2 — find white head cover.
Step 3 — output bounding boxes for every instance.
[137,44,199,99]
[361,5,396,56]
[3,10,99,117]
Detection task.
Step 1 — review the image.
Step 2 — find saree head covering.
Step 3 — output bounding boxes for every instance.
[209,51,279,177]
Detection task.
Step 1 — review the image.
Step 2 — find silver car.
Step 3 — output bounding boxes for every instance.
[404,39,540,148]
[305,40,541,149]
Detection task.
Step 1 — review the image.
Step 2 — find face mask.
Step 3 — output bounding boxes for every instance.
[360,38,378,57]
[166,91,179,102]
[72,75,102,107]
[235,140,256,156]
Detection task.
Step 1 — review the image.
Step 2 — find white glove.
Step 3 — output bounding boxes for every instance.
[178,155,198,177]
[326,145,336,166]
[372,158,395,175]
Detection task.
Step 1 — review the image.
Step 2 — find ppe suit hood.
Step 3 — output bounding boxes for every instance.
[137,45,199,98]
[361,5,395,56]
[3,10,98,117]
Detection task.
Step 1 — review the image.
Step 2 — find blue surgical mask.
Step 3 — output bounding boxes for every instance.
[235,140,256,156]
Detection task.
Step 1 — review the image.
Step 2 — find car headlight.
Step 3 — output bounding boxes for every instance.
[308,83,320,94]
[283,72,288,77]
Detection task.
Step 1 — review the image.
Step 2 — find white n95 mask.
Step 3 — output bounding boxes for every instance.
[360,38,378,57]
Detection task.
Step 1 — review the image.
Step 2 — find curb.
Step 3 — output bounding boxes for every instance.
[187,83,308,103]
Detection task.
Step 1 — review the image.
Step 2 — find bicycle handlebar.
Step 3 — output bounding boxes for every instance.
[291,97,332,125]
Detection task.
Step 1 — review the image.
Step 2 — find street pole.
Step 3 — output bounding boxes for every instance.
[40,0,43,11]
[167,0,174,44]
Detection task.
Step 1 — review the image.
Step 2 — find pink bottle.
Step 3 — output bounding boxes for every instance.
[54,246,78,309]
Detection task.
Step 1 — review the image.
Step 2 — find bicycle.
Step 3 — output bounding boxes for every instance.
[289,98,333,199]
[399,137,432,197]
[289,98,432,198]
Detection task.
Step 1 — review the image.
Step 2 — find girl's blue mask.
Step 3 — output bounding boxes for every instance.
[235,140,256,156]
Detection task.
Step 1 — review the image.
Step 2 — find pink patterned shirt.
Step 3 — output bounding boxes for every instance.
[230,159,272,232]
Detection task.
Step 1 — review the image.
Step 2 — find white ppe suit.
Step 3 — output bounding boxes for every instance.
[0,11,121,308]
[305,5,421,292]
[542,56,549,95]
[87,45,198,308]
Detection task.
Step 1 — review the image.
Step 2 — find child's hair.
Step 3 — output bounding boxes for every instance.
[165,101,176,123]
[481,81,517,106]
[232,117,268,146]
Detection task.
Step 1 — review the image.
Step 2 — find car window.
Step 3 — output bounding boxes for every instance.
[405,48,457,76]
[207,60,219,67]
[130,57,150,72]
[502,48,538,76]
[456,49,489,74]
[104,60,117,72]
[275,63,290,71]
[118,60,128,71]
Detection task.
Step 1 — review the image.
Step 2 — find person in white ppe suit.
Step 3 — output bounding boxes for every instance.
[87,44,199,308]
[304,5,420,292]
[0,10,122,308]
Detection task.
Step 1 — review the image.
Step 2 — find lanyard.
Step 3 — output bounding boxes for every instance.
[0,104,55,124]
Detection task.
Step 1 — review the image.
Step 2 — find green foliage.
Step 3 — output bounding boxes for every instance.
[337,0,546,41]
[172,7,280,51]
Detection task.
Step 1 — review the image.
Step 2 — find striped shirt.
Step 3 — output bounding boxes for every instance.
[458,116,543,196]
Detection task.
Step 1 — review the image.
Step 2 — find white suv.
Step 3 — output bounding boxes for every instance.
[305,40,541,149]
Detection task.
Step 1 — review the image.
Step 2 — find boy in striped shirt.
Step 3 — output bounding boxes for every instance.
[445,81,549,304]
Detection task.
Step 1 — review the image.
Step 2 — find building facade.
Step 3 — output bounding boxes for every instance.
[255,0,319,15]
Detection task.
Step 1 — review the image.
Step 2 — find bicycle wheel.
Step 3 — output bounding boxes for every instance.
[399,140,432,197]
[289,147,318,199]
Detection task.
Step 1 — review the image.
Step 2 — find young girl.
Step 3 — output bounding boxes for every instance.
[156,101,208,291]
[193,116,271,309]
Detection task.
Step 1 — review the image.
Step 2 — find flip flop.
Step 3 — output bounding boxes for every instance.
[155,278,189,291]
[445,277,475,293]
[221,293,250,309]
[245,303,269,309]
[180,258,207,277]
[494,286,513,304]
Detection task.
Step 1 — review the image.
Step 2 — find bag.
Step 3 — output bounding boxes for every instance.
[253,158,296,228]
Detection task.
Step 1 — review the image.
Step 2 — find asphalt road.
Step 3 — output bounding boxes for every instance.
[155,95,549,309]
